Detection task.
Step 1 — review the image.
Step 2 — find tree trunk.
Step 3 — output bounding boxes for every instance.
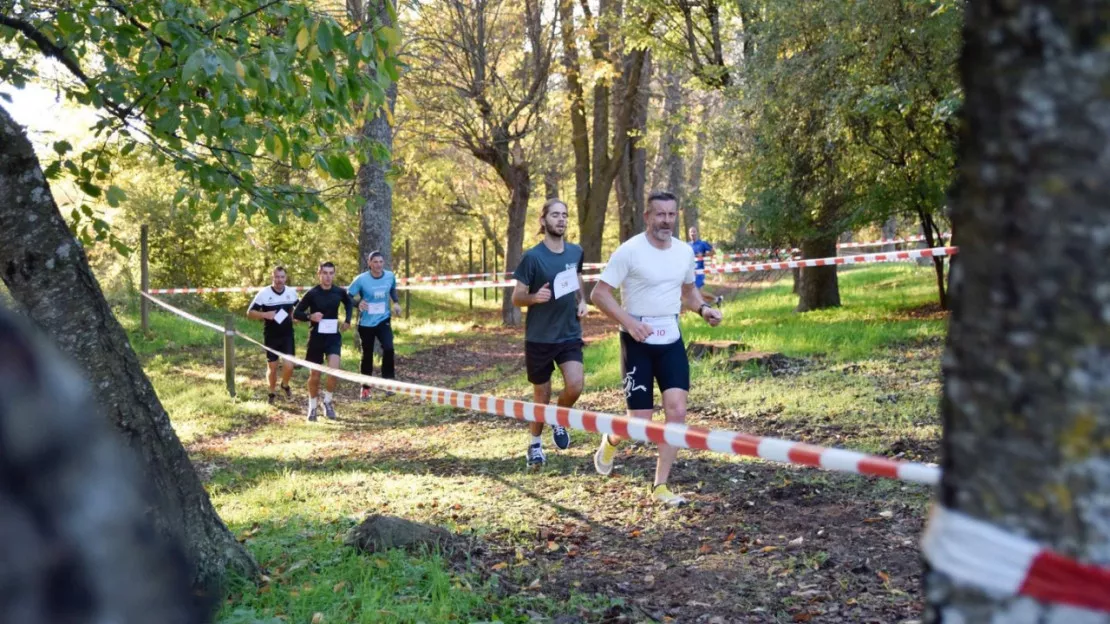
[684,99,712,235]
[501,162,528,326]
[558,0,592,255]
[655,64,685,222]
[559,0,649,263]
[0,108,258,597]
[356,0,396,269]
[616,51,651,242]
[795,236,840,312]
[880,216,897,252]
[925,2,1110,620]
[916,206,948,310]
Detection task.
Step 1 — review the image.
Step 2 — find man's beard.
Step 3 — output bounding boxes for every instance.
[547,224,565,238]
[650,224,672,241]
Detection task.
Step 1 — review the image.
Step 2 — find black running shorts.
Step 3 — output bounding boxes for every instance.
[619,331,690,410]
[524,339,584,385]
[305,334,342,364]
[264,334,295,363]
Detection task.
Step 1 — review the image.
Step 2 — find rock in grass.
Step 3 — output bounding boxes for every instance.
[344,514,456,554]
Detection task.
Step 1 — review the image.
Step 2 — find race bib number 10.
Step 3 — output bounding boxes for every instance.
[642,316,679,345]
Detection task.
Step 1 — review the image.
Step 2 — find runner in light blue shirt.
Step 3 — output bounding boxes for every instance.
[347,251,402,399]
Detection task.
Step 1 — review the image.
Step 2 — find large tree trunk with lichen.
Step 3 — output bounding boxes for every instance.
[925,2,1110,621]
[0,106,258,599]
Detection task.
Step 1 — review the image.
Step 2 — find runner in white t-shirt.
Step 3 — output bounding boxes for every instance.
[589,191,723,505]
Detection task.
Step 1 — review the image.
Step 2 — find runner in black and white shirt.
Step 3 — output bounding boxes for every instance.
[590,191,723,506]
[293,262,352,422]
[246,266,299,404]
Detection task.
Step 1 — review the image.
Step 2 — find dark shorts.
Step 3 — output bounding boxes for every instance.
[619,331,690,410]
[305,334,342,365]
[264,334,295,363]
[525,340,584,385]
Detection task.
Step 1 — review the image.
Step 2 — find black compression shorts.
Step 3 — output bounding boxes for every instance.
[619,331,689,410]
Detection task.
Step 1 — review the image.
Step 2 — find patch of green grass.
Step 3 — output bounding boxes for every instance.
[583,263,946,389]
[220,517,619,624]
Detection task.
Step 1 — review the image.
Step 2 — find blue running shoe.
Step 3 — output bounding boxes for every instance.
[526,443,546,470]
[551,425,570,450]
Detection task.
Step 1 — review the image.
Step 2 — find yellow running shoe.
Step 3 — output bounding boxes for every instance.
[651,483,687,506]
[593,435,618,476]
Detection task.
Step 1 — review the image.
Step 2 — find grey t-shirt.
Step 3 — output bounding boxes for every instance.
[513,241,584,344]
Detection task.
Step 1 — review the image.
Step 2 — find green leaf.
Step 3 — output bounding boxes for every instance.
[53,140,73,155]
[182,47,206,82]
[378,26,401,55]
[56,11,79,35]
[316,22,333,53]
[78,180,101,198]
[173,188,187,205]
[105,185,126,208]
[328,153,355,179]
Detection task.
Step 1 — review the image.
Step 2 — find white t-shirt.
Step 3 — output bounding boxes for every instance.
[597,233,696,317]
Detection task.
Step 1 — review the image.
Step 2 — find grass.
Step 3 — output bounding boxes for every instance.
[121,263,948,623]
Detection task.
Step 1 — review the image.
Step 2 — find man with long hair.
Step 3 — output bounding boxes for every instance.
[511,198,588,470]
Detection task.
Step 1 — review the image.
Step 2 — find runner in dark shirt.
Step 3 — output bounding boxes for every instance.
[511,198,588,470]
[292,262,352,421]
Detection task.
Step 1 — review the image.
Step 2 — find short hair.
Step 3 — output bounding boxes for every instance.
[368,251,384,261]
[318,261,336,272]
[647,190,679,208]
[272,265,287,275]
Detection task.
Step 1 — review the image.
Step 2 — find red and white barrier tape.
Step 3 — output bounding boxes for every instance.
[700,246,958,275]
[837,232,950,250]
[147,247,958,295]
[139,291,941,485]
[402,270,514,283]
[923,505,1110,612]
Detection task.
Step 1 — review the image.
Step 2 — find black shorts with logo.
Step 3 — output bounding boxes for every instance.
[619,331,690,410]
[264,334,295,363]
[305,334,343,364]
[524,339,584,385]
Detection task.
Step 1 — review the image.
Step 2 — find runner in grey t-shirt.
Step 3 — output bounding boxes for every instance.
[511,198,588,470]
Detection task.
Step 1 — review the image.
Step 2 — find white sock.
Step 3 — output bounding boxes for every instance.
[309,397,318,410]
[531,435,542,446]
[323,391,333,403]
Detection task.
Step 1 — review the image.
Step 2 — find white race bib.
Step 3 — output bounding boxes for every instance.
[552,267,579,299]
[318,319,338,334]
[365,302,386,315]
[642,315,680,345]
[273,308,289,324]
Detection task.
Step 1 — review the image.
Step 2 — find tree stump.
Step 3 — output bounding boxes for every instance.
[727,351,796,374]
[345,514,457,555]
[686,340,750,359]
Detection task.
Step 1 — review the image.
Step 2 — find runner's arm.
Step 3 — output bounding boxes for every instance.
[341,290,353,323]
[292,292,312,322]
[590,281,635,327]
[246,291,269,320]
[511,281,535,306]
